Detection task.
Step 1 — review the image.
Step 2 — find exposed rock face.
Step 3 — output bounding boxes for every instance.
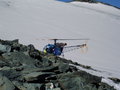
[0,73,16,90]
[109,77,120,84]
[75,0,97,3]
[0,39,116,90]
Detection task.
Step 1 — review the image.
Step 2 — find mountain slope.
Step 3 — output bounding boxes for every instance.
[0,0,120,89]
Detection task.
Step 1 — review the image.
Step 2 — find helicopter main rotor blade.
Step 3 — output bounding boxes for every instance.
[49,38,90,41]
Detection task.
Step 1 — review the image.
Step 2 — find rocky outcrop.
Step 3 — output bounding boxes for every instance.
[74,0,97,3]
[0,39,116,90]
[109,77,120,84]
[0,74,16,90]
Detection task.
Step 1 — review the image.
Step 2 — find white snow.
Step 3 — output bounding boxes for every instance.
[0,0,120,89]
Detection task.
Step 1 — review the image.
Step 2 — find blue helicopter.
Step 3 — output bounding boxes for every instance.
[43,38,89,56]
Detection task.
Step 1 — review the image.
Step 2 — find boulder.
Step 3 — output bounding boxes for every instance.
[57,71,102,90]
[28,44,42,61]
[45,83,54,89]
[0,74,16,90]
[52,88,61,90]
[58,63,70,73]
[109,77,120,84]
[24,72,55,83]
[23,83,42,90]
[98,83,115,90]
[75,0,97,3]
[0,60,9,67]
[2,52,38,67]
[45,83,61,90]
[12,81,42,90]
[41,58,52,67]
[0,44,11,54]
[0,69,21,81]
[0,39,19,46]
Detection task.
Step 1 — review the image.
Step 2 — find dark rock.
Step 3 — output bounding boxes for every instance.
[28,44,42,61]
[0,39,27,52]
[23,83,42,90]
[57,71,102,90]
[15,67,24,71]
[12,81,42,90]
[0,60,9,67]
[0,44,11,55]
[28,49,42,61]
[57,57,95,71]
[0,39,19,46]
[58,63,70,73]
[24,72,55,83]
[52,88,61,90]
[40,84,46,90]
[98,82,115,90]
[0,39,116,90]
[0,74,16,90]
[0,69,21,81]
[41,58,52,67]
[75,0,97,3]
[45,75,57,82]
[2,52,38,67]
[109,77,120,84]
[68,65,79,72]
[21,65,58,75]
[12,81,26,90]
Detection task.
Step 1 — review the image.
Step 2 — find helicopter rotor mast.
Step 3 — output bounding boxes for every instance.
[50,38,90,53]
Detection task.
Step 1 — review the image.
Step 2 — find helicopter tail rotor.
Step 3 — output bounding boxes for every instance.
[80,40,88,53]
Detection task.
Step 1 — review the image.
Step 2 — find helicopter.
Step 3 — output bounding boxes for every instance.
[43,38,89,56]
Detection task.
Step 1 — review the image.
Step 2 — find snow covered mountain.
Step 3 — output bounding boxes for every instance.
[0,0,120,89]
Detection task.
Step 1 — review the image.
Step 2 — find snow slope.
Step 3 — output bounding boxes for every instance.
[0,0,120,89]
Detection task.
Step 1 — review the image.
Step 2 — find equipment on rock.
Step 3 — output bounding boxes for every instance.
[43,38,89,56]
